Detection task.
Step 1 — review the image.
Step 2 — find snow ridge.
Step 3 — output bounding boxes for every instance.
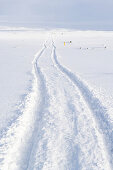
[27,45,50,169]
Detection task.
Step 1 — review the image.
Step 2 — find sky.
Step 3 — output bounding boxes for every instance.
[0,0,113,29]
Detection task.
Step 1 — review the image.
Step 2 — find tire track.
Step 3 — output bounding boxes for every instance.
[0,45,47,170]
[0,40,112,170]
[52,43,112,169]
[29,44,111,170]
[26,46,51,170]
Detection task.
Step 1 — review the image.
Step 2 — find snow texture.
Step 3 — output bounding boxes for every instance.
[0,30,113,170]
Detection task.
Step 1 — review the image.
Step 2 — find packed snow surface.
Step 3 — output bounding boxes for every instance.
[0,30,113,170]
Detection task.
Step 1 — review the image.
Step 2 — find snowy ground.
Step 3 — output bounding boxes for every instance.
[0,29,113,170]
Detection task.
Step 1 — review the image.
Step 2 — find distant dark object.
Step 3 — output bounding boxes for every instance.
[78,46,107,50]
[64,41,72,46]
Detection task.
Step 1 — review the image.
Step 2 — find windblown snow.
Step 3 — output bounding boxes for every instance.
[0,30,113,170]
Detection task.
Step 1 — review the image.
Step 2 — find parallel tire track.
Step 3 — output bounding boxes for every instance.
[0,40,112,170]
[29,43,111,170]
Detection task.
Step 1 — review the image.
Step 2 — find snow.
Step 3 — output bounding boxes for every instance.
[54,30,113,126]
[0,30,47,131]
[0,29,113,169]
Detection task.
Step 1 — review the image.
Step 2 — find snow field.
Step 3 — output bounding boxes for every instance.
[0,30,112,169]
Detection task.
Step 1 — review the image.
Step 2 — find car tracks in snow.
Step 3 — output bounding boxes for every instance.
[0,40,112,170]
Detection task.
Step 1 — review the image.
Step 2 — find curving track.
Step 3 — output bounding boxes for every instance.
[0,40,111,170]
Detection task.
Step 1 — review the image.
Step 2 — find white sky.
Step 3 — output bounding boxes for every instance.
[0,0,113,28]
